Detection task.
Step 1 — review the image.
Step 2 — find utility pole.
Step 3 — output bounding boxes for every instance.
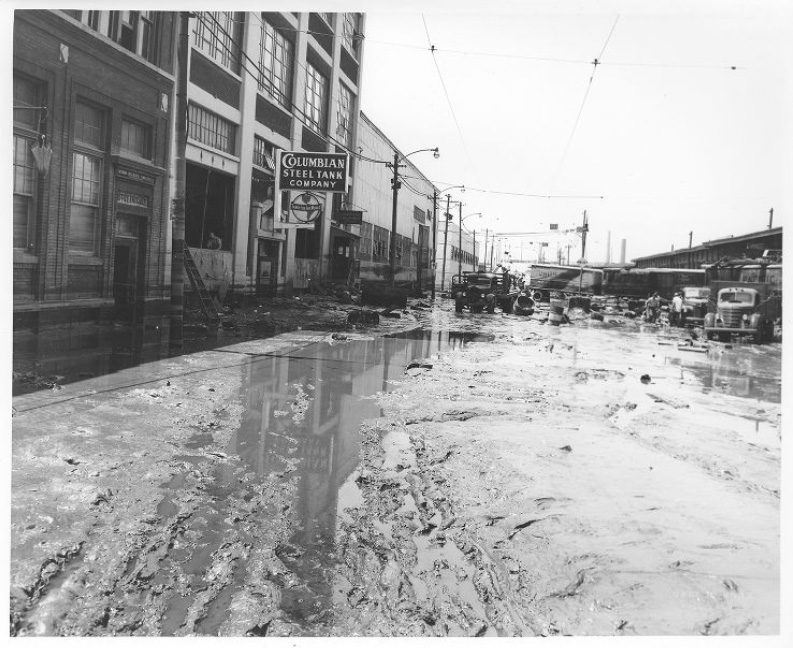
[389,151,400,285]
[769,207,774,229]
[431,190,438,300]
[457,201,463,279]
[473,230,477,270]
[441,194,451,291]
[689,231,693,248]
[483,229,488,270]
[170,11,190,348]
[578,210,589,295]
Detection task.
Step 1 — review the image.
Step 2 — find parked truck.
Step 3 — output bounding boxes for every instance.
[702,258,782,343]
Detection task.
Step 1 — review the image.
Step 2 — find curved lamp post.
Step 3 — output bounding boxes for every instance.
[389,147,439,285]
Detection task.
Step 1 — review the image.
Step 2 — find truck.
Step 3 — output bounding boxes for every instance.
[451,271,518,313]
[703,287,777,343]
[702,259,782,343]
[527,264,603,301]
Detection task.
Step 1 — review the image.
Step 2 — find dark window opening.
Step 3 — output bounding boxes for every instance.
[185,163,235,251]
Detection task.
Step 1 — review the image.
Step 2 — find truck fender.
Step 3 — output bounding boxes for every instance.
[703,312,716,329]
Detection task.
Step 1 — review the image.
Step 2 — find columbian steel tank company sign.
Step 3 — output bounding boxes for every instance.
[276,151,349,192]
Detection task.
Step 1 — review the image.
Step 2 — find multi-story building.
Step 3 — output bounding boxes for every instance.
[13,10,176,333]
[352,112,440,289]
[182,11,366,297]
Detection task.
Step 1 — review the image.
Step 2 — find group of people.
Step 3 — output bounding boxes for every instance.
[644,291,685,326]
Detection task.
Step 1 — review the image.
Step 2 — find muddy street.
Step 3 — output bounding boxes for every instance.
[10,302,782,637]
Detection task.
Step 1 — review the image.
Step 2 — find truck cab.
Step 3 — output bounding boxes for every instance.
[681,286,711,325]
[704,287,773,343]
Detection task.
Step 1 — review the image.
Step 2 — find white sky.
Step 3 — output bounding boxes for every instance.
[356,0,790,262]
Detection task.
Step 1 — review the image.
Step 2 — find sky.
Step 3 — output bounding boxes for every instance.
[355,0,791,263]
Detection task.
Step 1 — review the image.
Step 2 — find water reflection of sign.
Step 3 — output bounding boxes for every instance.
[290,192,323,223]
[276,150,349,192]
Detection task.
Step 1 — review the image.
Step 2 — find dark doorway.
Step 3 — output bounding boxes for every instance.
[185,163,235,250]
[257,239,280,296]
[332,235,353,282]
[113,240,137,321]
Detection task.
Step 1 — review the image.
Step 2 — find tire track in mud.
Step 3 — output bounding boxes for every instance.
[323,416,537,637]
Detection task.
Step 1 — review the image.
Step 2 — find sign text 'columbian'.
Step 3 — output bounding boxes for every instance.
[276,151,349,193]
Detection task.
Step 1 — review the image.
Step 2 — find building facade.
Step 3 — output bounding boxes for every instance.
[182,11,366,298]
[631,226,783,268]
[435,214,480,292]
[13,10,176,331]
[352,113,439,289]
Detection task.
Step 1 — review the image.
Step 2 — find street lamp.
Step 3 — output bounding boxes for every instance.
[458,212,482,278]
[389,147,439,285]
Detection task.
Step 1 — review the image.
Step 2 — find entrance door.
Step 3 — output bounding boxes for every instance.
[113,239,137,321]
[332,236,352,282]
[257,239,279,296]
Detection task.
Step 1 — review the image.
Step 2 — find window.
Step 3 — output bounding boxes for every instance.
[13,135,36,250]
[74,101,104,148]
[188,103,236,154]
[70,101,105,254]
[336,83,353,148]
[359,221,373,259]
[140,11,160,64]
[318,12,333,26]
[259,18,293,108]
[108,11,138,51]
[253,136,276,171]
[13,74,45,252]
[304,62,328,133]
[121,119,151,158]
[341,13,362,57]
[193,11,242,74]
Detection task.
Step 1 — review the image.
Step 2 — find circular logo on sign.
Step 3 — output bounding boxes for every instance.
[290,192,323,223]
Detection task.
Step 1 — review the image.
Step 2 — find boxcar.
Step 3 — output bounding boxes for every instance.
[528,264,603,299]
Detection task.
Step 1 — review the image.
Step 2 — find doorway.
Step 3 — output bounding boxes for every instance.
[332,236,352,282]
[257,239,280,297]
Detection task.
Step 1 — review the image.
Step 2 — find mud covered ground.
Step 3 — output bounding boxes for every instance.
[9,301,783,638]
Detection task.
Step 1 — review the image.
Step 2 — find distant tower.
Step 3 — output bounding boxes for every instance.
[620,239,626,264]
[606,230,612,264]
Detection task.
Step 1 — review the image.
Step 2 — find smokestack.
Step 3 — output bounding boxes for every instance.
[620,239,626,264]
[606,230,611,264]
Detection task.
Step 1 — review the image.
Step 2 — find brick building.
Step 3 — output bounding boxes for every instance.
[13,10,176,333]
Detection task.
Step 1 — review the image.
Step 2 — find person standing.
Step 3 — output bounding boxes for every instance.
[671,291,684,327]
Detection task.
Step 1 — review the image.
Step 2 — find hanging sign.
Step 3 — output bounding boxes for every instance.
[274,191,324,230]
[335,210,363,225]
[275,150,349,193]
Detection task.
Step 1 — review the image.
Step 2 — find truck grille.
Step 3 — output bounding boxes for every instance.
[720,310,745,327]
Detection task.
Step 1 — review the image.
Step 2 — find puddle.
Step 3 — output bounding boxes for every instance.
[149,329,480,634]
[666,344,782,402]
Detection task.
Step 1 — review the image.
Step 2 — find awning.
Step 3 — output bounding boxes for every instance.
[331,225,360,238]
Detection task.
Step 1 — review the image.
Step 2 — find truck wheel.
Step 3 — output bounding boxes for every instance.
[455,299,464,313]
[471,305,483,314]
[487,305,495,314]
[502,300,513,314]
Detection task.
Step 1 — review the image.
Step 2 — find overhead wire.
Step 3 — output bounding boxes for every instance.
[198,13,604,204]
[421,14,473,168]
[550,14,620,190]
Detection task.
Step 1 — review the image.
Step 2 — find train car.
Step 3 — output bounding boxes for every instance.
[602,268,654,299]
[648,268,706,300]
[527,264,603,300]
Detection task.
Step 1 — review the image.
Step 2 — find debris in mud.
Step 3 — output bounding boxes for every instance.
[406,359,434,372]
[640,374,652,384]
[559,445,572,453]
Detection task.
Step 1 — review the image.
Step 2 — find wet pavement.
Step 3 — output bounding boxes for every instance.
[10,301,783,636]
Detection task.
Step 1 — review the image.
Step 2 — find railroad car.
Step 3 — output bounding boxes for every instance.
[527,264,603,300]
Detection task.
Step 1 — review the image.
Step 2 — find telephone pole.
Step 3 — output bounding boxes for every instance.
[440,194,451,291]
[431,190,439,300]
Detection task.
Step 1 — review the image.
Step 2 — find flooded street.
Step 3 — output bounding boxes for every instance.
[10,302,782,637]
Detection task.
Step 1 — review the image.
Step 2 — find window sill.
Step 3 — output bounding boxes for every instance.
[69,254,103,266]
[14,250,39,264]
